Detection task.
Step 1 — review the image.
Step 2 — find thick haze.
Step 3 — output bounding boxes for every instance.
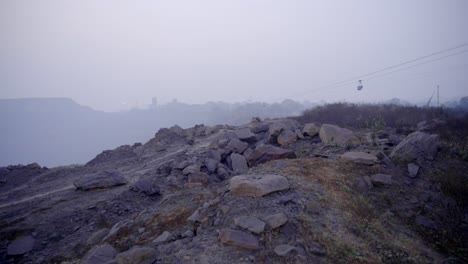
[1,0,468,111]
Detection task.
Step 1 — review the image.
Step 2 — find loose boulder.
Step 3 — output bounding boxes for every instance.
[371,174,393,186]
[390,132,439,162]
[229,174,289,197]
[234,216,266,234]
[341,152,378,165]
[302,123,320,137]
[235,128,257,143]
[226,138,249,154]
[277,130,298,146]
[230,153,249,174]
[115,246,158,264]
[319,124,355,144]
[131,179,160,196]
[248,145,296,167]
[74,171,127,190]
[82,244,117,264]
[218,229,259,250]
[263,213,288,229]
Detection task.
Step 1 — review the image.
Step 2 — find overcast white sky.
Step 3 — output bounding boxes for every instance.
[1,0,467,111]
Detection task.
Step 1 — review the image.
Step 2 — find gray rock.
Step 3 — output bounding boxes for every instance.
[73,171,127,190]
[235,128,257,143]
[353,178,371,192]
[115,246,157,264]
[102,221,130,242]
[229,174,289,197]
[182,164,200,175]
[131,179,160,196]
[234,216,266,234]
[187,172,209,185]
[230,153,249,174]
[7,235,34,256]
[226,138,249,154]
[247,145,296,167]
[341,152,378,165]
[415,216,439,230]
[174,160,190,170]
[218,229,259,250]
[204,158,218,174]
[182,230,194,238]
[153,231,171,244]
[319,124,355,144]
[390,132,439,162]
[187,210,201,223]
[87,228,110,245]
[302,123,320,137]
[408,163,419,178]
[371,174,393,186]
[263,212,288,229]
[277,130,298,146]
[82,244,117,264]
[375,151,392,166]
[309,242,326,256]
[294,129,304,139]
[250,123,270,134]
[274,245,297,256]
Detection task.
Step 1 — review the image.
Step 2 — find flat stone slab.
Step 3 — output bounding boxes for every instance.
[319,124,355,144]
[218,229,259,250]
[263,212,288,229]
[229,174,289,197]
[115,246,158,264]
[274,244,297,256]
[247,145,296,167]
[73,170,127,190]
[371,174,393,186]
[234,216,266,234]
[7,235,34,256]
[341,152,378,165]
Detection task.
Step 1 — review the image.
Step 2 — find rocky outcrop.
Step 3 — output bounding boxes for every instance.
[247,145,296,167]
[319,124,355,144]
[229,174,289,197]
[73,171,127,190]
[390,132,439,162]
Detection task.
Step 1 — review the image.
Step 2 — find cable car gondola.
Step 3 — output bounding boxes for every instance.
[357,80,363,91]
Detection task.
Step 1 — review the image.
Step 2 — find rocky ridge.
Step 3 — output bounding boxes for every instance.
[0,117,466,263]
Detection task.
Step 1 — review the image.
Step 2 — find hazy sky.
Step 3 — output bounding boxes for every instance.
[1,0,467,111]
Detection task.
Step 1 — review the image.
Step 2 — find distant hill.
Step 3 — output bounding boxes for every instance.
[0,98,309,166]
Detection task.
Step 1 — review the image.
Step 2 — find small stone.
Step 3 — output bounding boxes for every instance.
[408,163,419,178]
[371,174,393,186]
[263,213,288,229]
[274,245,296,256]
[309,242,326,256]
[87,228,110,245]
[183,230,194,238]
[234,216,266,234]
[187,210,201,223]
[218,229,259,250]
[153,231,171,244]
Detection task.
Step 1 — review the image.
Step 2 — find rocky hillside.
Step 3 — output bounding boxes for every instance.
[0,116,467,263]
